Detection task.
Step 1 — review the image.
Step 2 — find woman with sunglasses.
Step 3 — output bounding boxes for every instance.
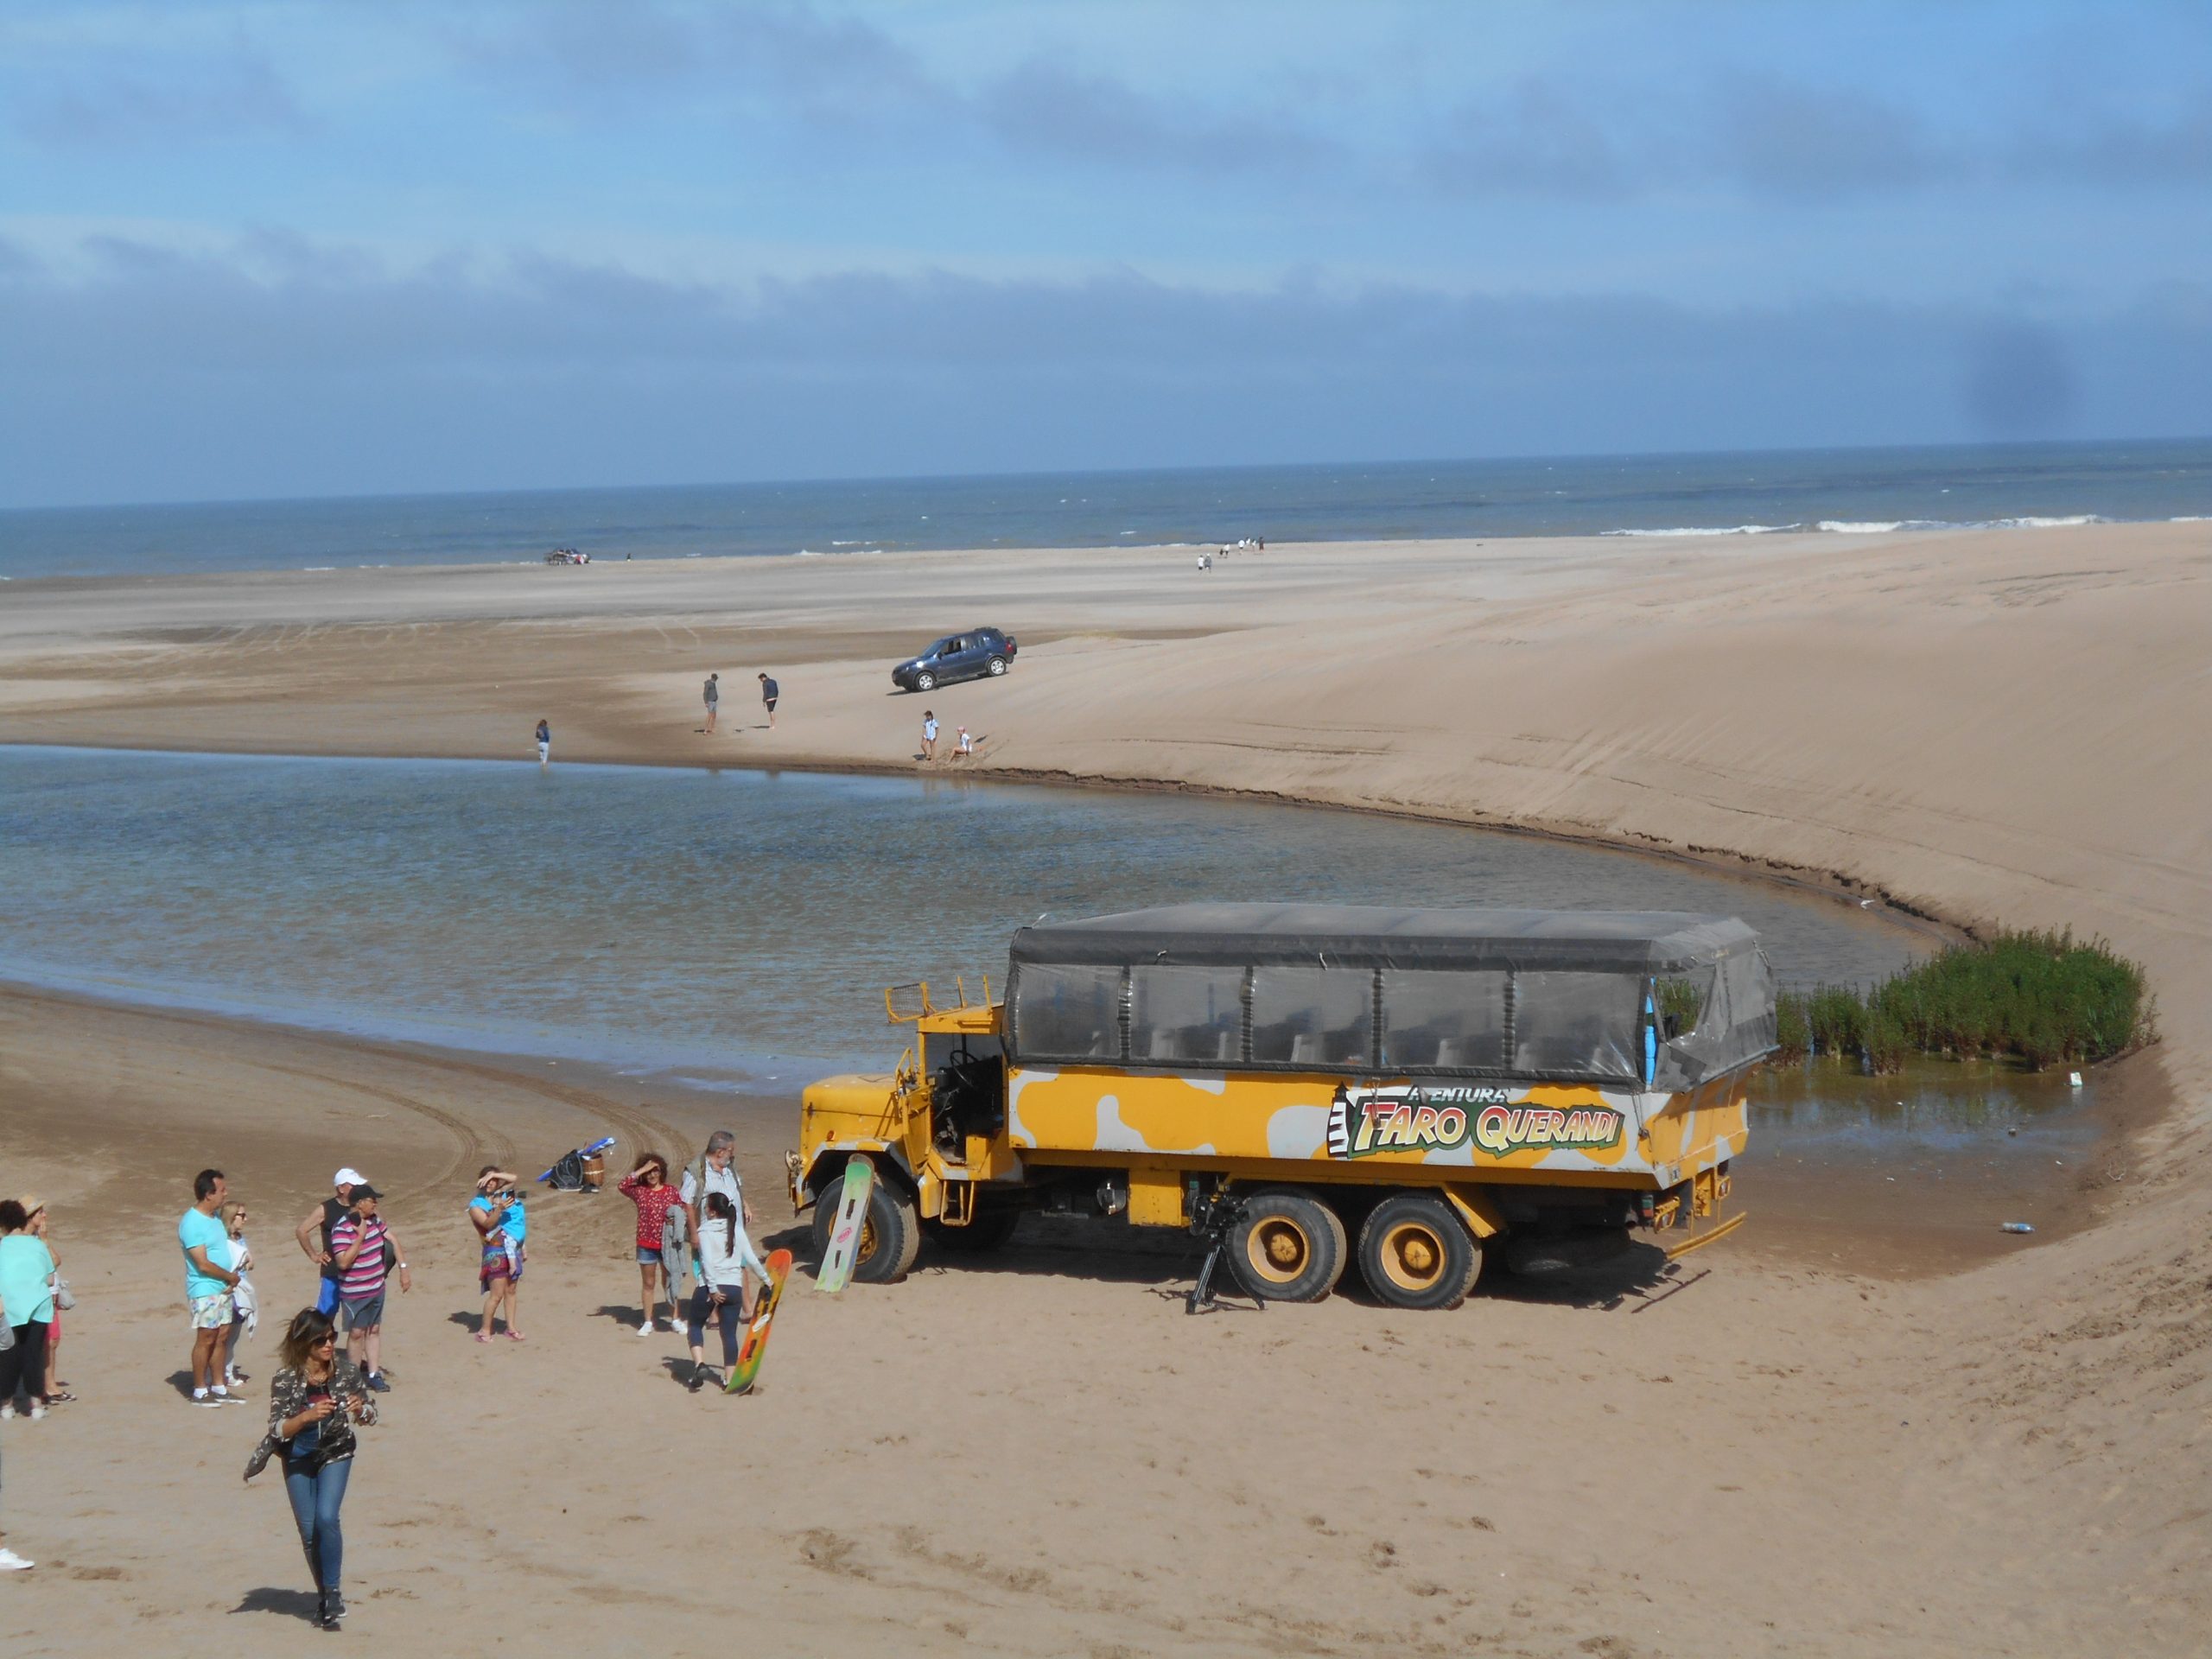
[265,1308,376,1629]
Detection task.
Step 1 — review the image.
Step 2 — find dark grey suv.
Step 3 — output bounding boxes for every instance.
[891,626,1019,692]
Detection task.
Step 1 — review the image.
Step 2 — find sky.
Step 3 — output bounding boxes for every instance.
[1,0,2208,508]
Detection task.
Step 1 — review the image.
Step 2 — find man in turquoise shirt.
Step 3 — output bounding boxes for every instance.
[179,1169,242,1408]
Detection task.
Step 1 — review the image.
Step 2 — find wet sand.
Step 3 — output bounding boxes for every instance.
[2,520,2209,1654]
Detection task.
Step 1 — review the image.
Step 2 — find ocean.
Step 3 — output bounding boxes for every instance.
[2,438,2207,581]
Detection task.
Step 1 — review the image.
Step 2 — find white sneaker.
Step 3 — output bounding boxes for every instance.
[26,1403,42,1421]
[0,1403,14,1421]
[0,1548,33,1571]
[637,1322,655,1337]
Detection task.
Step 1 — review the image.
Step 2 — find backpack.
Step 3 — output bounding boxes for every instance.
[543,1148,588,1192]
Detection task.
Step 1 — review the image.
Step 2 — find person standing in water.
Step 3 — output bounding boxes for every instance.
[535,718,551,766]
[261,1308,376,1630]
[702,672,720,734]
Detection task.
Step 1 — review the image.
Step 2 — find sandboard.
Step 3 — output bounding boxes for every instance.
[815,1154,876,1295]
[724,1248,793,1395]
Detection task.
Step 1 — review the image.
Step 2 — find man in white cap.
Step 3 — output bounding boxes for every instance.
[294,1169,364,1319]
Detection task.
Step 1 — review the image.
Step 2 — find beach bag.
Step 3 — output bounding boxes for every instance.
[544,1148,588,1192]
[50,1273,75,1312]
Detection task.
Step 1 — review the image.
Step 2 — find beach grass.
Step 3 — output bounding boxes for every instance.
[1772,928,2154,1074]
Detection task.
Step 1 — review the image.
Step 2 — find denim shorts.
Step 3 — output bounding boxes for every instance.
[635,1247,664,1266]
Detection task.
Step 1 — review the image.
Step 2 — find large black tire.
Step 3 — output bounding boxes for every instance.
[1227,1187,1347,1303]
[914,670,936,692]
[923,1203,1020,1254]
[986,656,1007,677]
[811,1169,920,1284]
[1357,1193,1480,1310]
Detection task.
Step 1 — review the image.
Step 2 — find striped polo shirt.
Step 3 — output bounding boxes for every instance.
[327,1213,389,1300]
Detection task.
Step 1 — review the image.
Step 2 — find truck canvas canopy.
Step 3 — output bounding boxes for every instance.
[1006,903,1777,1088]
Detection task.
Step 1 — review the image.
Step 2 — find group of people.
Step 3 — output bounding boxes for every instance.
[918,709,976,763]
[0,1128,770,1614]
[618,1130,773,1390]
[702,671,779,734]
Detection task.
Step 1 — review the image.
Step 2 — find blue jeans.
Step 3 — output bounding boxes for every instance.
[687,1285,742,1368]
[283,1457,352,1596]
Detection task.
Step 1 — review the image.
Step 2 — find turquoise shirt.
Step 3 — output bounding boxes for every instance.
[0,1234,55,1325]
[179,1206,231,1300]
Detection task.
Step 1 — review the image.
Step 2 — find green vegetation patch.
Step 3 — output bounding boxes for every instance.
[1772,928,2154,1074]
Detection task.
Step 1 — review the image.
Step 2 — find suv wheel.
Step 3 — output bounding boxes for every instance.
[913,671,936,691]
[986,656,1007,677]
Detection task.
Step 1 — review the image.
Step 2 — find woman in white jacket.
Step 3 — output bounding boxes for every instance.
[684,1191,771,1393]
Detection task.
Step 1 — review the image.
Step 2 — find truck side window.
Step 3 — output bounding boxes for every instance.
[1130,965,1245,1064]
[1379,969,1510,1071]
[1249,967,1372,1068]
[1512,971,1640,1081]
[1010,963,1126,1062]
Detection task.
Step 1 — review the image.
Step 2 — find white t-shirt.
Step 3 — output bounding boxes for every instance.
[923,717,938,741]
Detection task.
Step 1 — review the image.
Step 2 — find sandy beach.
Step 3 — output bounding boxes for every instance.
[3,520,2209,1656]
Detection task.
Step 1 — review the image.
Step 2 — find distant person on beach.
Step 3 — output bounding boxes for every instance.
[955,725,974,760]
[20,1198,69,1407]
[258,1307,376,1630]
[759,671,779,728]
[618,1154,685,1335]
[920,709,938,762]
[536,718,551,766]
[0,1199,54,1420]
[683,1190,774,1392]
[468,1168,526,1341]
[702,672,720,734]
[180,1169,244,1408]
[219,1199,257,1394]
[296,1169,362,1319]
[327,1186,408,1392]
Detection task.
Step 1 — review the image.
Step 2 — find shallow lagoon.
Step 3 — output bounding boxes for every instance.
[3,747,1959,1118]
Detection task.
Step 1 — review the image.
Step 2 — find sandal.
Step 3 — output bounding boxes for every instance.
[473,1332,494,1344]
[505,1330,528,1341]
[46,1391,76,1404]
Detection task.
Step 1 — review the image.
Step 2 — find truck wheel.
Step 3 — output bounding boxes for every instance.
[924,1204,1020,1253]
[816,1175,920,1284]
[1357,1193,1480,1310]
[1228,1188,1347,1302]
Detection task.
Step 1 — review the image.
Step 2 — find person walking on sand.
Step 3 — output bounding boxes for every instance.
[617,1154,685,1335]
[467,1168,526,1341]
[181,1169,245,1408]
[920,709,938,763]
[219,1200,257,1393]
[295,1169,361,1319]
[759,671,779,728]
[253,1308,377,1630]
[683,1191,777,1391]
[536,718,551,766]
[0,1200,55,1420]
[702,672,720,734]
[327,1186,409,1391]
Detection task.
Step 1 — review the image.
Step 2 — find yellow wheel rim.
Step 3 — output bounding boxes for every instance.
[1378,1220,1447,1293]
[856,1215,879,1264]
[1245,1216,1313,1286]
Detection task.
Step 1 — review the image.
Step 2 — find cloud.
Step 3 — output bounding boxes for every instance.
[2,234,2207,506]
[13,45,308,149]
[977,60,1339,175]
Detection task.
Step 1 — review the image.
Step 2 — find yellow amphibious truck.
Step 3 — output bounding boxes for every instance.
[790,905,1776,1309]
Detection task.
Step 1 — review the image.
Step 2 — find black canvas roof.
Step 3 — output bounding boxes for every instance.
[1008,904,1759,977]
